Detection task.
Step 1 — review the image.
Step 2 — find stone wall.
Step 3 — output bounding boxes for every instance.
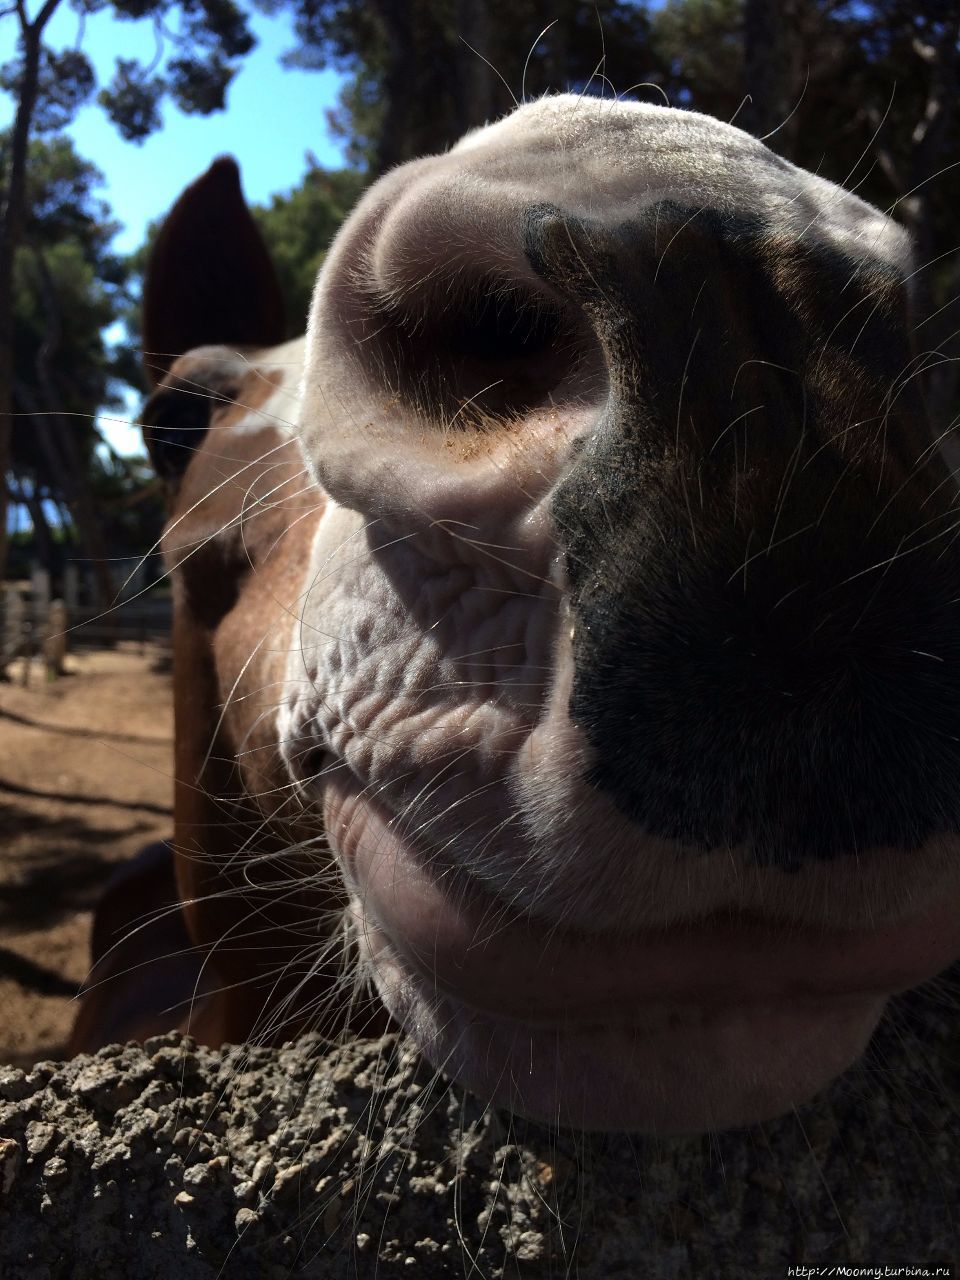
[1,975,957,1279]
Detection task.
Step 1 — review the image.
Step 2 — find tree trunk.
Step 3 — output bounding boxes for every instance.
[0,0,63,668]
[371,0,492,173]
[904,16,960,431]
[14,379,115,606]
[741,0,802,158]
[369,0,417,174]
[10,478,56,577]
[28,250,115,605]
[454,0,494,135]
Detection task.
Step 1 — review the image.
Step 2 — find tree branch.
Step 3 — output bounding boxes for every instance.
[862,102,902,190]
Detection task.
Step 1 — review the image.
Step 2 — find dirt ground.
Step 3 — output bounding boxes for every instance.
[0,644,173,1067]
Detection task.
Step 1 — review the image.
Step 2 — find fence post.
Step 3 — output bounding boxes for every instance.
[30,565,50,625]
[64,564,79,609]
[43,599,68,678]
[2,586,26,671]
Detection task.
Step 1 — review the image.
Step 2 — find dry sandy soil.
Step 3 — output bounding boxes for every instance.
[0,645,173,1067]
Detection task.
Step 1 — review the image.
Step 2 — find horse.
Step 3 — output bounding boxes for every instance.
[72,94,960,1135]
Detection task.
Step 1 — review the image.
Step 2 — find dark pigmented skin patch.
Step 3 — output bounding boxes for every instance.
[141,360,251,487]
[526,203,960,866]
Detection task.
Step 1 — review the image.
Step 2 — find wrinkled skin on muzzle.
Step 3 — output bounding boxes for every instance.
[279,96,960,1133]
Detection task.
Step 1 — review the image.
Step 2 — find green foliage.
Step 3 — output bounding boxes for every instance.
[14,240,115,417]
[271,0,657,173]
[1,0,256,145]
[20,46,96,132]
[259,0,382,73]
[324,63,385,172]
[94,0,256,139]
[97,59,165,140]
[166,55,233,115]
[88,448,167,557]
[252,163,366,335]
[8,133,116,255]
[650,0,745,114]
[3,132,147,540]
[8,134,127,409]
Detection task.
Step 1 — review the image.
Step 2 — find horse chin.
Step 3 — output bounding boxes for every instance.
[321,776,958,1133]
[362,943,886,1133]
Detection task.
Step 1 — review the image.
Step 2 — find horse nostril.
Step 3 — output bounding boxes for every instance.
[450,290,560,362]
[361,276,592,425]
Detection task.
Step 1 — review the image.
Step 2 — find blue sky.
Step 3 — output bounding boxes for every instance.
[1,3,348,253]
[2,2,348,456]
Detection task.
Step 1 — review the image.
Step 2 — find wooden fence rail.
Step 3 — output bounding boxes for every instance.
[1,586,172,678]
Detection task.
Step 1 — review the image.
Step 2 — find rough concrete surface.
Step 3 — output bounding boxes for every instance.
[1,974,958,1279]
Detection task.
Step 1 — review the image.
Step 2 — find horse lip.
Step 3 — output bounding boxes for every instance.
[391,955,881,1034]
[327,779,960,1020]
[378,902,948,1023]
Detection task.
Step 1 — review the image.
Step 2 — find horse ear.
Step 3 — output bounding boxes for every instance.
[142,157,285,386]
